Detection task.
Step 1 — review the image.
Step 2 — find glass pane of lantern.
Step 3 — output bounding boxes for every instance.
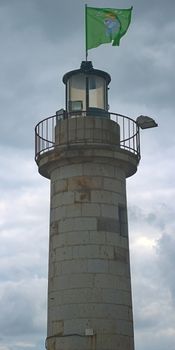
[68,74,86,111]
[89,76,106,109]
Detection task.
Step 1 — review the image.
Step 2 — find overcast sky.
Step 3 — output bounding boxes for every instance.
[0,0,175,349]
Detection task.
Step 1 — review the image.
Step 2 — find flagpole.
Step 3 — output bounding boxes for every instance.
[85,4,88,61]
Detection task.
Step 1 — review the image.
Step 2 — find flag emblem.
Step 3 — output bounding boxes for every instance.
[103,14,120,39]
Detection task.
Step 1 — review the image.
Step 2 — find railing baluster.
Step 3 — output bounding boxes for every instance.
[123,115,125,149]
[133,122,135,153]
[52,116,55,143]
[38,123,40,155]
[37,125,39,155]
[46,119,48,149]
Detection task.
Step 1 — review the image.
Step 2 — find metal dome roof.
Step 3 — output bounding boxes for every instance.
[62,61,111,85]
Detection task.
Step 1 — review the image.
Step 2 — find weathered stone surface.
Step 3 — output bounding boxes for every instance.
[83,163,115,177]
[97,217,120,233]
[65,204,81,217]
[74,190,91,203]
[59,217,97,232]
[60,259,88,274]
[100,204,118,218]
[68,176,103,191]
[82,203,101,217]
[108,260,130,277]
[91,190,113,204]
[87,259,108,273]
[40,116,138,350]
[105,232,129,249]
[53,179,68,193]
[59,164,83,179]
[50,303,131,322]
[103,177,125,193]
[89,231,106,245]
[52,191,74,207]
[52,231,90,247]
[52,320,64,336]
[51,273,94,291]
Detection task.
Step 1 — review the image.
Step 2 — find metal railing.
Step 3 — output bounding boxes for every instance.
[35,111,140,161]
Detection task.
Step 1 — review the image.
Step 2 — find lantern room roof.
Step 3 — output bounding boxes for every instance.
[62,61,111,85]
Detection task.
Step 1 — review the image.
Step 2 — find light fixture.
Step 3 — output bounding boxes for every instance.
[136,115,158,129]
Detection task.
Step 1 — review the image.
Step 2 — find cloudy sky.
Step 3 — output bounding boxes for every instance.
[0,0,175,349]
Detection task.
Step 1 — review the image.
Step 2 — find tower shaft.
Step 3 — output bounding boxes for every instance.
[37,117,138,350]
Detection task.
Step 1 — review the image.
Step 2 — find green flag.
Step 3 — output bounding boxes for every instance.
[86,6,133,50]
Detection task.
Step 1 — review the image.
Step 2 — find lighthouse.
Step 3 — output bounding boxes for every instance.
[35,61,156,350]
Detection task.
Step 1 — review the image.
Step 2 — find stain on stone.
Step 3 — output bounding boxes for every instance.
[89,333,97,350]
[114,247,128,263]
[52,320,64,336]
[77,176,91,189]
[46,338,56,350]
[75,190,91,203]
[80,192,89,201]
[97,217,120,232]
[69,176,93,190]
[50,222,59,236]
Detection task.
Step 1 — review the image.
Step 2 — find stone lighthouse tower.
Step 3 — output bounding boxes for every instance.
[35,61,141,350]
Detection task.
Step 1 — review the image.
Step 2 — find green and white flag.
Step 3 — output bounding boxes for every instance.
[86,6,133,50]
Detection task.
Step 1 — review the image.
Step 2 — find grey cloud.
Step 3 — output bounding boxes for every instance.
[128,203,174,233]
[0,1,175,350]
[0,278,47,336]
[0,0,174,150]
[0,148,49,191]
[109,22,175,112]
[156,233,175,304]
[128,201,175,349]
[136,331,175,350]
[130,230,175,350]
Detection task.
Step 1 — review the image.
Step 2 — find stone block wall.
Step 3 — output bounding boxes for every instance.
[46,160,134,350]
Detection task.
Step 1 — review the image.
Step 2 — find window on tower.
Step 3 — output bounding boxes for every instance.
[118,205,128,237]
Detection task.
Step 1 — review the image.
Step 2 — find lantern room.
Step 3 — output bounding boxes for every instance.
[62,61,111,117]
